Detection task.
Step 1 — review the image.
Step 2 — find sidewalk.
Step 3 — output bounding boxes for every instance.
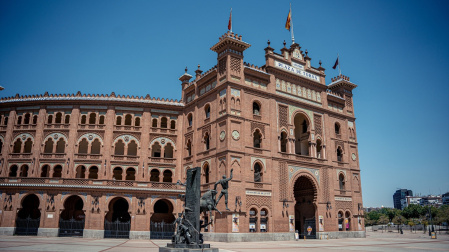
[0,232,447,252]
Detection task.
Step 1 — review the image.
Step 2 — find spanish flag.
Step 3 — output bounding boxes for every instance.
[285,8,291,31]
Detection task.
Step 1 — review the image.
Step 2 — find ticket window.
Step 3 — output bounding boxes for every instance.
[260,208,268,232]
[249,208,258,232]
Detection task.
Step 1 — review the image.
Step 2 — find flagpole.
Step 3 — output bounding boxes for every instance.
[290,3,295,44]
[230,8,232,33]
[338,53,341,76]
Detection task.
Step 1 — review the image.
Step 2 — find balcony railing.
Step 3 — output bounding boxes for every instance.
[151,127,177,134]
[79,124,105,130]
[113,125,141,131]
[111,155,139,161]
[9,153,32,159]
[40,153,66,159]
[45,123,70,129]
[14,124,37,130]
[148,157,176,164]
[74,153,103,160]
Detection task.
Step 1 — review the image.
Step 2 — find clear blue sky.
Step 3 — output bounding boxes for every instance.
[1,0,448,207]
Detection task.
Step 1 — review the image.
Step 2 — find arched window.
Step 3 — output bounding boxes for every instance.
[339,173,345,191]
[80,115,86,124]
[24,114,30,124]
[55,112,62,124]
[88,166,98,179]
[253,102,260,115]
[150,169,160,182]
[53,165,62,178]
[99,115,105,125]
[294,114,310,156]
[337,146,343,162]
[91,139,101,154]
[3,116,8,125]
[124,114,132,126]
[338,211,344,231]
[164,143,174,158]
[126,168,136,180]
[0,139,3,154]
[9,165,18,177]
[254,129,262,148]
[17,116,22,125]
[56,138,65,153]
[204,132,210,150]
[78,139,88,154]
[13,139,22,153]
[249,208,258,232]
[18,166,28,178]
[170,120,176,129]
[33,115,38,124]
[152,118,158,127]
[205,104,210,118]
[151,142,161,157]
[135,117,140,127]
[345,211,351,231]
[127,140,138,156]
[161,117,168,128]
[260,208,268,232]
[65,115,70,124]
[89,113,96,124]
[23,138,32,153]
[40,165,50,177]
[44,139,54,153]
[280,131,287,152]
[187,114,193,127]
[254,162,262,182]
[116,116,122,125]
[187,140,192,156]
[113,167,122,180]
[115,140,125,155]
[203,164,210,184]
[316,139,322,159]
[163,170,172,182]
[335,123,340,135]
[76,166,86,178]
[48,115,53,124]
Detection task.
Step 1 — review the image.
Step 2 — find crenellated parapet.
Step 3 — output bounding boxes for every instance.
[0,92,184,106]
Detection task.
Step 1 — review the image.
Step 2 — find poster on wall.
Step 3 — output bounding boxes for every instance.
[232,214,239,233]
[345,218,349,230]
[289,215,295,232]
[358,217,362,231]
[318,215,324,231]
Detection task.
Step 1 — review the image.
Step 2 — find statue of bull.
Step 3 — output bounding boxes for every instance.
[200,189,222,216]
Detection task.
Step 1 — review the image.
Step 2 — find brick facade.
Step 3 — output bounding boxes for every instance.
[0,32,364,240]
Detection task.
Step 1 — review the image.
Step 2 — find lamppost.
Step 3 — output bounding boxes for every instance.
[428,205,434,236]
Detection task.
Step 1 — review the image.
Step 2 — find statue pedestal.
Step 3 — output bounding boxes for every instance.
[159,243,218,252]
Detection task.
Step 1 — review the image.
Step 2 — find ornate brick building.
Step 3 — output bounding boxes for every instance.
[0,32,364,240]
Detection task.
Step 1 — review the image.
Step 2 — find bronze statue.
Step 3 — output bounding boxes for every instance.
[214,168,233,211]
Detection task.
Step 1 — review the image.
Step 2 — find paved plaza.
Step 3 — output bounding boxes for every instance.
[0,232,447,252]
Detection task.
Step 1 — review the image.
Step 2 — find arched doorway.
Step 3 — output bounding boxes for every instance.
[104,197,130,238]
[59,195,85,237]
[293,175,317,238]
[150,199,175,239]
[15,194,40,235]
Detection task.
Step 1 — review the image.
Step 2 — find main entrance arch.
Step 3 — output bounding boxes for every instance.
[15,194,41,236]
[59,195,85,237]
[150,199,175,239]
[293,175,317,238]
[104,197,131,238]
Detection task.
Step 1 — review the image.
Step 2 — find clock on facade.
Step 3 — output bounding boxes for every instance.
[220,131,226,141]
[232,130,240,140]
[293,49,302,60]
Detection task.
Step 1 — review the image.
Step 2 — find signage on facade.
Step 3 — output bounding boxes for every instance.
[232,214,239,233]
[289,215,295,232]
[246,190,272,196]
[318,215,324,231]
[335,197,352,202]
[274,60,320,82]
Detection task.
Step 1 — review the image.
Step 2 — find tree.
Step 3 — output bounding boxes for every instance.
[378,214,389,225]
[393,215,406,225]
[435,205,449,225]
